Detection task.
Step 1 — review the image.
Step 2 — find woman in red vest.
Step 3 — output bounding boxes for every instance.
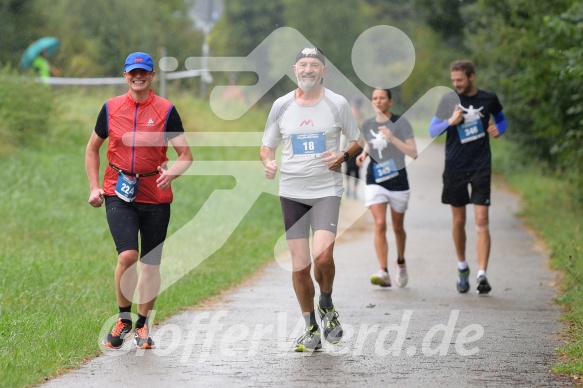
[85,52,192,350]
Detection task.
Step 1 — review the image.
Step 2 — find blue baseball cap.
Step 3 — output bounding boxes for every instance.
[124,52,154,72]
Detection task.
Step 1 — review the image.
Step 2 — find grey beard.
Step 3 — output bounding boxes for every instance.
[297,76,318,92]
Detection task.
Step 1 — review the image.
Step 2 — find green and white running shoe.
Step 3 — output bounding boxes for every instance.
[317,304,343,344]
[371,269,391,287]
[295,325,322,352]
[457,267,470,293]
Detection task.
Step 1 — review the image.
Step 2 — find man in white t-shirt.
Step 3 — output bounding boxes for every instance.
[260,47,362,352]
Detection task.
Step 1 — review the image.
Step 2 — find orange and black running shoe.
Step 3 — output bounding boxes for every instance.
[102,318,132,349]
[134,324,155,349]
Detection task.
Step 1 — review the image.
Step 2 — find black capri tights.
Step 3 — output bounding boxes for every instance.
[105,196,171,265]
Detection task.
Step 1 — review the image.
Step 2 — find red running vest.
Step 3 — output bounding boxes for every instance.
[103,90,174,204]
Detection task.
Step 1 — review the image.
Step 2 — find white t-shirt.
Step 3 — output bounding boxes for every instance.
[262,88,361,199]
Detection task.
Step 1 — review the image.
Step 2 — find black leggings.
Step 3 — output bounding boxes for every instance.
[105,196,171,265]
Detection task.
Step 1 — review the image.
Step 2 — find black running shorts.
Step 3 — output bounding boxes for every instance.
[442,169,491,207]
[104,196,171,264]
[279,196,341,239]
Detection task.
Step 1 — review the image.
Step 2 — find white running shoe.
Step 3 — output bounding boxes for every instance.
[395,261,408,287]
[370,269,391,287]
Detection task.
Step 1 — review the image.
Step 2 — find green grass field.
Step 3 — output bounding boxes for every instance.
[0,88,581,386]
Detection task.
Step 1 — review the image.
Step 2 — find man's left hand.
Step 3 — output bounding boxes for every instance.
[321,150,344,171]
[487,121,500,138]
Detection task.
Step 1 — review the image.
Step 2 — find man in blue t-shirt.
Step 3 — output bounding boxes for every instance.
[429,60,508,295]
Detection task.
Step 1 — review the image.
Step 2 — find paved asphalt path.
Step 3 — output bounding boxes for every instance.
[44,139,571,387]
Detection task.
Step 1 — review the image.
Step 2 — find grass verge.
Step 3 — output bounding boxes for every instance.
[491,138,582,376]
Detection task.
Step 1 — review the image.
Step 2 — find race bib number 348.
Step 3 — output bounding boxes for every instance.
[457,120,485,144]
[291,132,325,158]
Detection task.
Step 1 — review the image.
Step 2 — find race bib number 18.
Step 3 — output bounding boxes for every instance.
[291,132,325,158]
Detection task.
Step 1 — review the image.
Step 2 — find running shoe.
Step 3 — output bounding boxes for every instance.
[134,324,156,349]
[294,325,322,352]
[395,261,408,288]
[457,267,470,293]
[102,318,132,349]
[371,269,392,287]
[477,275,492,295]
[317,304,343,344]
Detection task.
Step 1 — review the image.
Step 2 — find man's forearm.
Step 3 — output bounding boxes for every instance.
[260,145,276,166]
[344,140,362,159]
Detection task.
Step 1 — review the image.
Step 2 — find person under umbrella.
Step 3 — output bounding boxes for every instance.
[21,37,61,78]
[32,48,61,78]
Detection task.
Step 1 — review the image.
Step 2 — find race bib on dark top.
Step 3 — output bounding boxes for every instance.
[115,172,138,202]
[373,159,399,183]
[291,132,325,158]
[457,120,485,144]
